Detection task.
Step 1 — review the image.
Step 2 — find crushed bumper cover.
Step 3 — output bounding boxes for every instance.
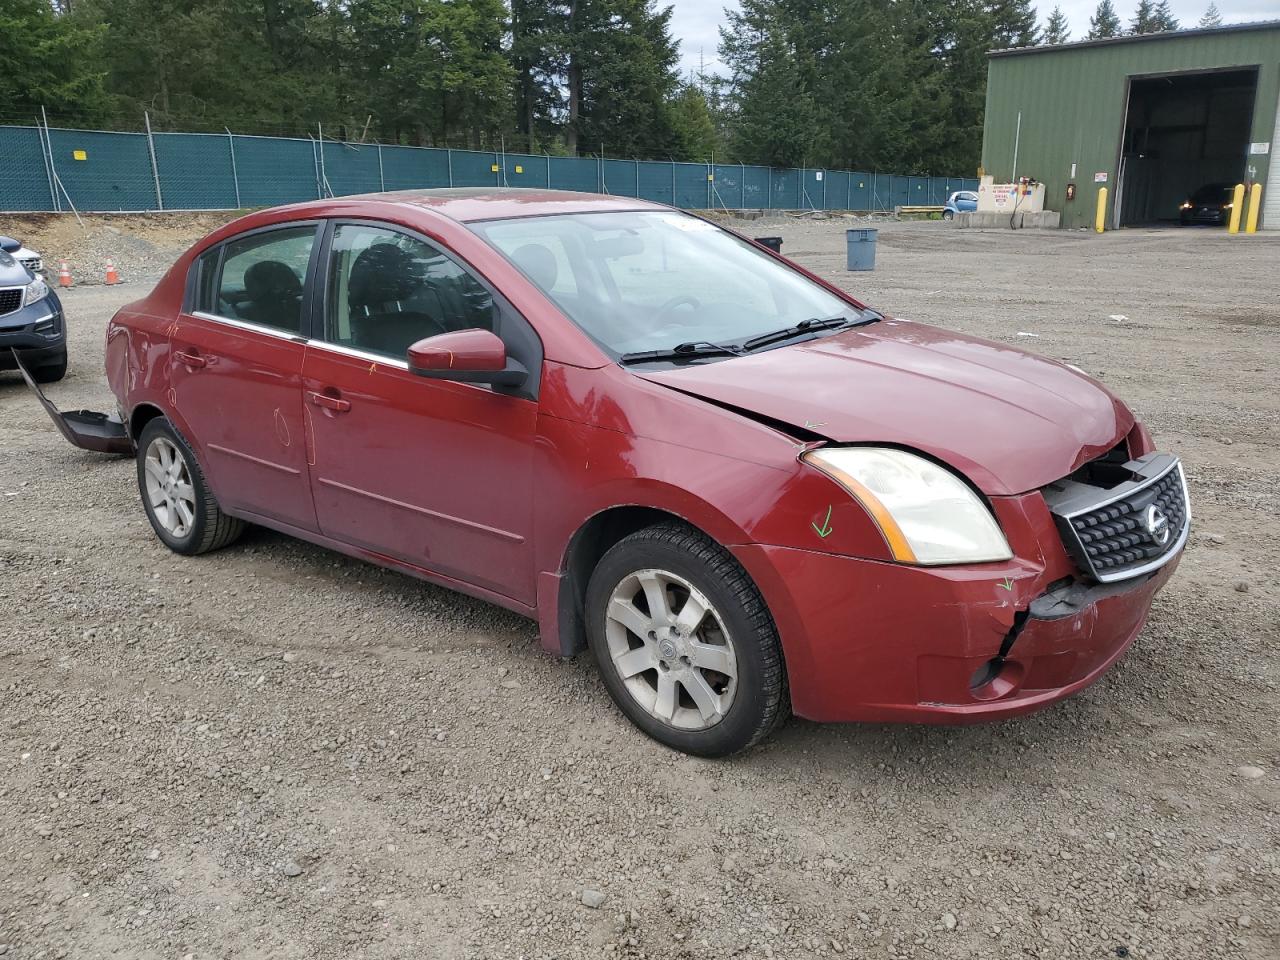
[732,541,1180,724]
[10,349,132,455]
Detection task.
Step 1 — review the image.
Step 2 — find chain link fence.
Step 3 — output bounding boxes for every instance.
[0,122,978,214]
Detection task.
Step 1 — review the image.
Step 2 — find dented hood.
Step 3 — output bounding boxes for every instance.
[636,319,1133,496]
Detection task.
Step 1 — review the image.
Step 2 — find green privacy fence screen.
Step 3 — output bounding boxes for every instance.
[0,123,979,214]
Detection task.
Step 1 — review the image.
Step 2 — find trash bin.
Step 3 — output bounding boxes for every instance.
[754,236,783,253]
[846,228,877,271]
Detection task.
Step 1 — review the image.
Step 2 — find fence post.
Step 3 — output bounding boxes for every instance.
[767,167,773,210]
[846,173,851,211]
[740,163,746,208]
[37,110,57,212]
[144,111,164,211]
[671,162,676,206]
[447,148,454,188]
[635,158,640,199]
[225,128,241,208]
[377,143,385,192]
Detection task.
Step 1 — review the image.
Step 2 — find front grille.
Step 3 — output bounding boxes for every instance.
[1044,454,1189,583]
[0,288,22,316]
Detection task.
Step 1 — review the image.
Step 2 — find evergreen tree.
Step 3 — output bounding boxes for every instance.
[1043,5,1070,43]
[343,0,512,147]
[1131,0,1157,33]
[510,0,562,150]
[720,2,819,168]
[559,0,682,158]
[668,83,721,162]
[989,0,1040,48]
[1087,0,1121,38]
[1199,3,1223,27]
[0,0,108,122]
[1152,0,1179,30]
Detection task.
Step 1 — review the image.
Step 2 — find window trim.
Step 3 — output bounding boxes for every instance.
[183,220,325,340]
[313,218,543,398]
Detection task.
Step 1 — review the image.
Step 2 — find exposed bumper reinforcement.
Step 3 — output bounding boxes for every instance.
[11,348,132,455]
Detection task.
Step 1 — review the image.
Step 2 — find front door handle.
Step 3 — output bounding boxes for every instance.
[308,390,351,414]
[175,350,207,369]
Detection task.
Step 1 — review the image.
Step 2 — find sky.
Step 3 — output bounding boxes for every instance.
[666,0,1280,79]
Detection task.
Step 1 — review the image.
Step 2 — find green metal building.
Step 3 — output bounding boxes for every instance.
[981,21,1280,230]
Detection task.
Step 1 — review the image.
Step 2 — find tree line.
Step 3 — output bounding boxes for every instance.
[0,0,1237,180]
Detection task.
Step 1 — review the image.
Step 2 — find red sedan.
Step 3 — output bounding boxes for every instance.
[79,189,1187,755]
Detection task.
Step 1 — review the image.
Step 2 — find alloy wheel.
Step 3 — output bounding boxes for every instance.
[143,436,197,539]
[603,568,738,730]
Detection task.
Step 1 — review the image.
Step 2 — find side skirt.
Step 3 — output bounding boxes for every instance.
[226,506,540,622]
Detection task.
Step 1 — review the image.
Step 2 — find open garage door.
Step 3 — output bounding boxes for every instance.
[1118,69,1258,227]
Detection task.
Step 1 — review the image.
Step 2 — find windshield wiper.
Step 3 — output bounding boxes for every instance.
[740,312,881,353]
[619,341,743,365]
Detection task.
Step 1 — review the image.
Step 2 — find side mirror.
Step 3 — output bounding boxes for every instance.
[407,329,528,388]
[0,236,20,253]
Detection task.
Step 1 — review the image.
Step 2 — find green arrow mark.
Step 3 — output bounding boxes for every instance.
[812,505,834,539]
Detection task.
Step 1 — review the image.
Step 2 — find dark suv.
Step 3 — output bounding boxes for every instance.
[0,236,67,382]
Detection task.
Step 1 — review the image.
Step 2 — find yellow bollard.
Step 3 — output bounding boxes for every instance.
[1245,182,1262,234]
[1227,183,1245,233]
[1095,186,1107,233]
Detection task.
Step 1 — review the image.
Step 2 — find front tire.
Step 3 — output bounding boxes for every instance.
[136,417,244,555]
[585,523,788,756]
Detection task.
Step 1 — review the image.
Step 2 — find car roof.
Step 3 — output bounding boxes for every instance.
[286,187,666,223]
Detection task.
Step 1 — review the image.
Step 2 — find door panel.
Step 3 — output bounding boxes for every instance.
[170,316,317,531]
[302,346,537,602]
[169,223,321,532]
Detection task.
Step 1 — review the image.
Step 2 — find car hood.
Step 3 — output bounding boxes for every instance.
[635,319,1134,496]
[0,250,32,286]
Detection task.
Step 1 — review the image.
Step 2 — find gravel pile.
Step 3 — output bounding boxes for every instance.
[1,221,1277,959]
[0,212,235,287]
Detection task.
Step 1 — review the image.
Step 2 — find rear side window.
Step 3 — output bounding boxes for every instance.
[325,223,497,360]
[193,248,220,313]
[207,226,317,334]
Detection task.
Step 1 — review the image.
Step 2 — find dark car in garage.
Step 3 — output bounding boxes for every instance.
[1178,183,1235,226]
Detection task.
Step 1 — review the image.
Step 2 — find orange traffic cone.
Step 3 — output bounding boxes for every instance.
[104,258,120,285]
[58,260,72,288]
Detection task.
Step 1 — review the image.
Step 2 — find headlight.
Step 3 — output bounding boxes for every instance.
[802,447,1012,565]
[1179,202,1192,210]
[22,275,50,308]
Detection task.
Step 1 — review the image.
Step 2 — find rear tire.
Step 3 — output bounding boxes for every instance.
[136,417,244,556]
[585,522,789,757]
[32,351,67,383]
[942,209,955,221]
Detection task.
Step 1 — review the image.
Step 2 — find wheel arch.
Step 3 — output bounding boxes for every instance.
[129,401,167,441]
[544,502,751,659]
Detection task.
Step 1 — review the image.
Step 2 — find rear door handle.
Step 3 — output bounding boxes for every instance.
[175,350,207,369]
[308,390,351,414]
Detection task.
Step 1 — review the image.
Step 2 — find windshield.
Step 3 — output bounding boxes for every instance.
[470,210,865,357]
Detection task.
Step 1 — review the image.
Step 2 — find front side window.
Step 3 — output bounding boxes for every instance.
[325,223,497,360]
[213,226,317,333]
[471,210,866,358]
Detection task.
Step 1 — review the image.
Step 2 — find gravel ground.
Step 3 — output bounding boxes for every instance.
[1,217,1278,960]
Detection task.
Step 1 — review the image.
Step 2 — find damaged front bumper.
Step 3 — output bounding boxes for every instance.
[731,529,1181,725]
[10,348,132,455]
